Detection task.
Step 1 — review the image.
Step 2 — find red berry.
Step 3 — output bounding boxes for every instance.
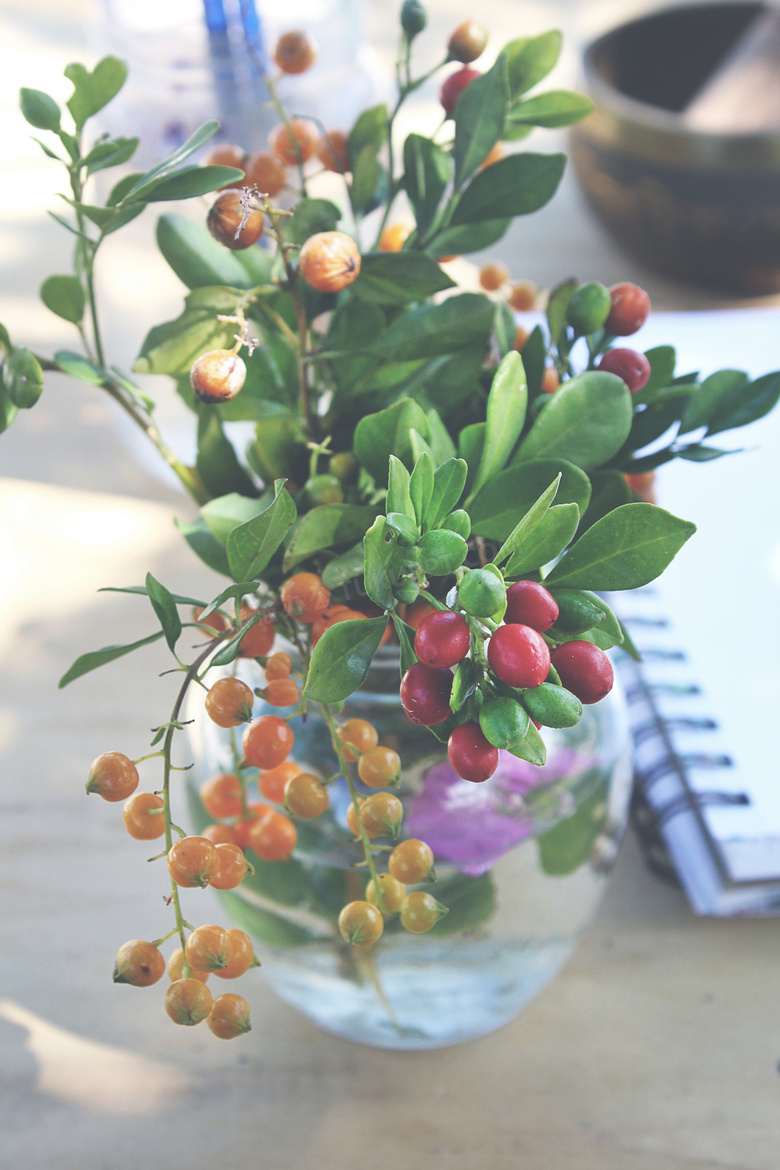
[487,624,550,689]
[440,67,480,117]
[550,641,614,704]
[597,348,651,393]
[504,581,559,632]
[400,663,453,726]
[414,611,471,669]
[605,282,650,336]
[447,721,499,783]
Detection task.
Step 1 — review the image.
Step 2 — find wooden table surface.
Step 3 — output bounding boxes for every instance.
[1,2,779,1168]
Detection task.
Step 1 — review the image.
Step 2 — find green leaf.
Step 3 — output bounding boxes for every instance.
[145,572,182,651]
[286,198,340,246]
[369,293,494,360]
[506,89,594,129]
[392,614,418,674]
[201,492,269,546]
[494,301,517,357]
[579,469,630,533]
[403,133,451,238]
[175,517,231,576]
[507,719,546,766]
[65,57,127,126]
[387,454,415,519]
[468,351,527,499]
[537,783,608,876]
[227,482,297,580]
[504,502,579,575]
[283,504,377,572]
[156,213,273,291]
[54,349,105,386]
[2,347,44,408]
[303,616,388,702]
[133,286,242,375]
[635,345,676,404]
[545,277,578,349]
[505,30,562,97]
[195,408,257,500]
[520,324,547,397]
[545,503,696,590]
[459,421,485,495]
[352,251,455,305]
[495,475,560,565]
[706,370,780,436]
[426,216,511,258]
[58,630,164,688]
[426,409,457,463]
[350,143,381,213]
[348,103,388,164]
[428,458,468,529]
[0,386,18,434]
[83,135,139,175]
[321,543,365,589]
[453,54,509,188]
[142,165,243,202]
[363,517,405,609]
[100,585,206,606]
[120,121,220,204]
[40,275,84,324]
[679,369,747,435]
[516,371,633,469]
[409,450,435,528]
[353,398,431,481]
[449,152,566,225]
[19,88,61,131]
[677,443,732,462]
[470,457,591,541]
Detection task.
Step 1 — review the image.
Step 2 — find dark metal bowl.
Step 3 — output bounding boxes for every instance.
[570,2,780,294]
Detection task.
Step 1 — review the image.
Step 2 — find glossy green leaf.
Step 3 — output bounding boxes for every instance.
[426,410,457,463]
[392,614,418,675]
[2,347,44,408]
[459,422,485,496]
[195,408,256,500]
[283,504,376,572]
[100,585,206,607]
[495,475,560,565]
[677,443,732,461]
[426,216,511,258]
[120,121,220,204]
[468,351,527,500]
[504,501,579,575]
[516,371,633,468]
[54,349,105,386]
[59,630,164,688]
[227,482,297,580]
[286,198,341,245]
[156,213,273,290]
[0,385,17,434]
[521,323,548,397]
[40,275,84,324]
[145,572,182,651]
[403,133,451,237]
[348,103,388,164]
[545,277,578,349]
[507,719,546,766]
[363,517,405,609]
[427,872,496,937]
[303,616,389,702]
[19,87,61,131]
[352,251,455,305]
[505,30,562,97]
[635,345,676,404]
[453,54,508,188]
[428,458,468,529]
[175,517,231,576]
[65,57,127,126]
[620,385,694,457]
[246,416,305,483]
[201,492,268,546]
[84,135,139,175]
[404,346,487,411]
[409,450,435,528]
[321,543,365,589]
[579,469,630,533]
[141,165,243,202]
[679,369,747,435]
[506,89,593,129]
[449,152,566,225]
[706,370,780,436]
[353,398,431,481]
[471,457,591,540]
[133,286,242,375]
[494,301,517,357]
[387,454,415,519]
[369,293,494,360]
[546,503,696,590]
[350,143,381,213]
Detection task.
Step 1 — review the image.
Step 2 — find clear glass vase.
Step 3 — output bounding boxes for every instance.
[185,647,633,1050]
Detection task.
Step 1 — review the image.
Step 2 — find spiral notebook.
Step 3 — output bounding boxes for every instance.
[602,307,780,916]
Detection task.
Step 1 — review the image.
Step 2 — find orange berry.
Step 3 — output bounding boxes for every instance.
[207,992,251,1038]
[274,30,317,74]
[336,718,378,763]
[204,677,254,728]
[192,606,229,635]
[202,143,246,187]
[508,281,537,312]
[357,745,401,789]
[269,118,319,166]
[389,838,435,884]
[360,792,403,838]
[202,822,241,848]
[237,605,275,658]
[265,651,293,681]
[379,223,411,252]
[167,836,219,888]
[447,19,488,63]
[200,773,244,820]
[207,190,264,250]
[242,715,295,769]
[316,129,350,173]
[185,924,233,972]
[259,759,301,803]
[214,929,256,980]
[122,791,165,840]
[400,890,448,933]
[86,751,139,802]
[284,772,329,819]
[112,940,165,987]
[338,900,383,947]
[542,366,560,394]
[479,261,509,291]
[234,801,274,848]
[263,677,299,708]
[165,978,213,1026]
[248,810,297,861]
[311,607,366,646]
[280,573,331,623]
[298,231,361,293]
[167,947,209,984]
[366,874,407,914]
[242,149,286,196]
[190,349,247,404]
[209,842,249,890]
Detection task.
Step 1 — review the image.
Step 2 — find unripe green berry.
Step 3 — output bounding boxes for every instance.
[303,473,343,507]
[478,695,530,749]
[458,568,505,618]
[566,282,612,336]
[329,452,359,485]
[401,0,426,38]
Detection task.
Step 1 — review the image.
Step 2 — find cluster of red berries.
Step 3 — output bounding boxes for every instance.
[400,574,614,785]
